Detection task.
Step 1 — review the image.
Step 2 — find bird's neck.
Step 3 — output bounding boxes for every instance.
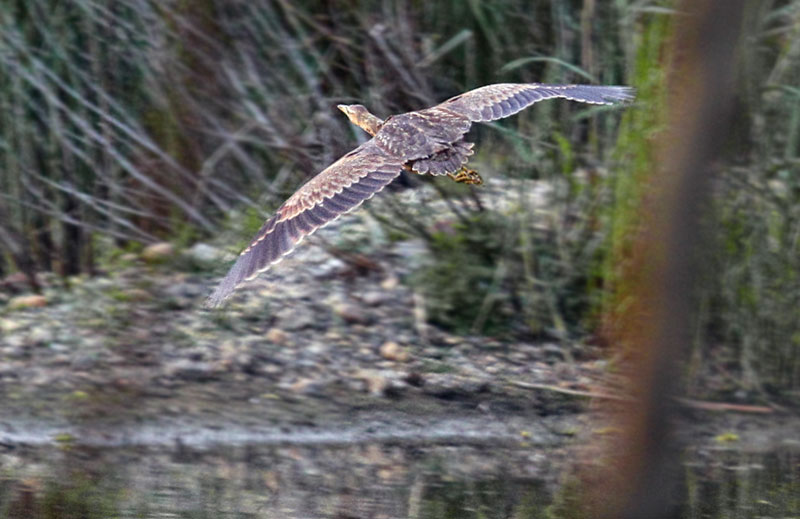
[357,111,384,137]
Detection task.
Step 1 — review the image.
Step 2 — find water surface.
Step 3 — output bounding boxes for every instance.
[1,430,796,518]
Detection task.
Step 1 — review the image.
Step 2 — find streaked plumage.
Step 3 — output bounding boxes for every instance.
[205,83,634,306]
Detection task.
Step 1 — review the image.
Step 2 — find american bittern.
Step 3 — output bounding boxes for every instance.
[206,83,633,306]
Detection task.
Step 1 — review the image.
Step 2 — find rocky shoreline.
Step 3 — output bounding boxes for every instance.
[1,178,605,448]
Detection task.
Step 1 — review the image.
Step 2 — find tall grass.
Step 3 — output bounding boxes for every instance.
[0,0,798,395]
[692,0,800,396]
[603,0,800,398]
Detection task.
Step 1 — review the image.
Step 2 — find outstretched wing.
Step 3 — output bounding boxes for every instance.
[205,140,405,307]
[439,83,634,122]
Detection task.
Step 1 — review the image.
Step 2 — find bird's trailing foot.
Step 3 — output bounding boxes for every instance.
[448,166,483,185]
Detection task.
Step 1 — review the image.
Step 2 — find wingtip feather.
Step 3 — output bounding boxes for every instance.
[203,174,400,307]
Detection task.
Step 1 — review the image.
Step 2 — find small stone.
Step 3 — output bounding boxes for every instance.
[377,468,397,481]
[361,291,386,306]
[307,341,328,355]
[289,377,320,394]
[141,242,175,263]
[379,341,409,362]
[4,335,26,351]
[185,242,228,264]
[164,282,203,299]
[442,335,461,345]
[278,310,315,331]
[265,327,288,345]
[0,272,31,292]
[380,276,399,291]
[71,355,97,370]
[164,359,218,381]
[263,471,280,492]
[542,343,565,359]
[334,303,371,325]
[121,288,151,302]
[29,327,53,345]
[324,330,343,341]
[118,253,138,263]
[261,364,282,375]
[404,372,425,387]
[0,318,26,333]
[50,354,71,366]
[313,257,346,278]
[8,294,47,310]
[364,444,389,464]
[355,369,391,396]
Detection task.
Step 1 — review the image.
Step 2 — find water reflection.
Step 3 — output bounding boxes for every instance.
[1,442,797,518]
[1,442,557,518]
[683,449,799,519]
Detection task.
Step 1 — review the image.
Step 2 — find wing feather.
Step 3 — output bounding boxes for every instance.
[205,140,404,307]
[441,83,634,122]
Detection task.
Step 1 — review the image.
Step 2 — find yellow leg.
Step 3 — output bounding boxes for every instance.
[447,166,483,185]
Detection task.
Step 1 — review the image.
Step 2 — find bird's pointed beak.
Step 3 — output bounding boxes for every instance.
[337,104,348,114]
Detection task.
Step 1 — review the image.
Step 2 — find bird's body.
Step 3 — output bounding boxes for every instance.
[206,83,633,306]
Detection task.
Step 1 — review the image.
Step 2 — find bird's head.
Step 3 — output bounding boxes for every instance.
[337,103,367,119]
[337,104,383,137]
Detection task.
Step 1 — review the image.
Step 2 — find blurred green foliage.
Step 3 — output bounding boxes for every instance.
[0,0,798,396]
[412,212,518,336]
[410,181,607,339]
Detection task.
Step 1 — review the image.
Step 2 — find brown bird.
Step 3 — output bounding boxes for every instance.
[205,83,634,306]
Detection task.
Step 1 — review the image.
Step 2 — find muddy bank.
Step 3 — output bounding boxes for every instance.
[0,179,604,451]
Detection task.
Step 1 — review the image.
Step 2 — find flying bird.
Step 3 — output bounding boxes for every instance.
[205,83,634,306]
